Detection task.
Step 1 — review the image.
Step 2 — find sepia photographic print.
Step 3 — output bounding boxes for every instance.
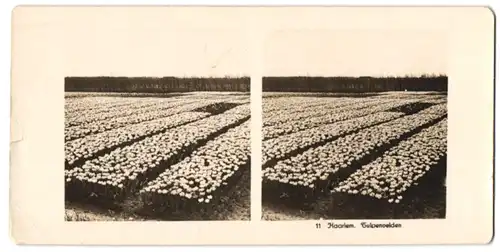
[64,77,251,221]
[10,6,493,245]
[262,30,448,220]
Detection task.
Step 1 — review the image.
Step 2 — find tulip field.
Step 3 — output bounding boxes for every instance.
[65,92,251,221]
[262,92,447,220]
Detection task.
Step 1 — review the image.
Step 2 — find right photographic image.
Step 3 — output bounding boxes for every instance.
[261,30,448,220]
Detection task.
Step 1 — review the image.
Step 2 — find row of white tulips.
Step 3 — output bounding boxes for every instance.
[263,96,341,113]
[422,96,447,104]
[380,92,445,99]
[262,111,404,168]
[65,95,247,117]
[262,92,362,98]
[263,98,384,127]
[66,99,201,127]
[65,96,153,114]
[263,104,447,190]
[379,94,447,106]
[419,103,447,114]
[263,99,420,140]
[65,105,250,198]
[223,104,251,116]
[141,121,250,204]
[334,118,447,203]
[263,97,360,118]
[65,99,234,141]
[65,112,211,166]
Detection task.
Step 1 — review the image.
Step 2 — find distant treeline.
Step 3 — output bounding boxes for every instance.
[263,75,448,92]
[65,76,251,92]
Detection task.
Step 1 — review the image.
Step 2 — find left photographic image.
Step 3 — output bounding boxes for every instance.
[64,77,250,221]
[60,9,253,221]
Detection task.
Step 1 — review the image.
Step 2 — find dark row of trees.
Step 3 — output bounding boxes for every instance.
[263,75,448,92]
[65,75,447,93]
[65,76,251,93]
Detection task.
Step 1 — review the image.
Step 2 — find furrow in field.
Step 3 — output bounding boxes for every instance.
[64,99,235,141]
[140,120,250,206]
[65,99,200,127]
[65,111,211,168]
[418,103,447,114]
[262,105,447,196]
[263,99,421,140]
[263,98,394,127]
[65,104,251,201]
[262,111,405,167]
[333,118,447,203]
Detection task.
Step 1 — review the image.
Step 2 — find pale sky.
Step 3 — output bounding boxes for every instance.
[63,29,251,77]
[264,30,447,77]
[21,7,448,78]
[53,7,252,77]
